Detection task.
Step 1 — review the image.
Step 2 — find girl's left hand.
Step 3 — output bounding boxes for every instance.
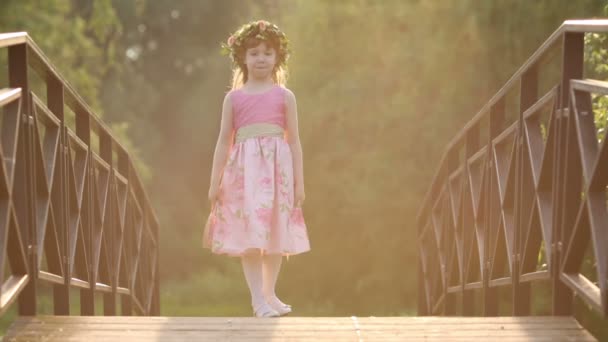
[208,182,221,206]
[295,184,305,207]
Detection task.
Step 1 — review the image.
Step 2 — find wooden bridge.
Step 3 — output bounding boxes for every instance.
[1,316,597,341]
[0,20,607,341]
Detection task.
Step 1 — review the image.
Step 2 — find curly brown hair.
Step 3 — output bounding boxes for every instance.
[221,20,290,88]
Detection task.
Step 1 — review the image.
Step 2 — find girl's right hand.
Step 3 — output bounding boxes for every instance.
[208,183,220,206]
[294,183,305,207]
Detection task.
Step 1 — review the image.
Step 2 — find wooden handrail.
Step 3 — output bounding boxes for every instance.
[0,32,27,48]
[0,32,160,317]
[417,19,608,323]
[419,20,608,218]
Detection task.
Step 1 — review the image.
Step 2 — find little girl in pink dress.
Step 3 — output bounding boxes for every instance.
[203,20,310,318]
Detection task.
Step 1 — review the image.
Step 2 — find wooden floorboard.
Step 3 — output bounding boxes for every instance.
[2,316,597,341]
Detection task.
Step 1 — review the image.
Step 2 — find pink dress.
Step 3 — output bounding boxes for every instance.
[204,85,311,256]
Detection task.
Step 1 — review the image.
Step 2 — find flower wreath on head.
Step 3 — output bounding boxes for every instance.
[221,20,291,69]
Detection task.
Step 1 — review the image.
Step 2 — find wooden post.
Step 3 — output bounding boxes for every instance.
[100,132,116,316]
[463,126,479,316]
[513,64,538,316]
[149,193,161,316]
[117,151,132,316]
[552,32,584,315]
[484,99,505,316]
[46,75,70,315]
[9,43,37,316]
[444,178,456,316]
[74,104,94,316]
[417,244,427,315]
[151,216,160,316]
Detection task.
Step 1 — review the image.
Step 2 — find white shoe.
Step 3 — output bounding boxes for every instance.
[271,303,292,316]
[267,297,292,316]
[253,303,280,318]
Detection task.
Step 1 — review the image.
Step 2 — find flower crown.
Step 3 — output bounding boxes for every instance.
[220,20,290,69]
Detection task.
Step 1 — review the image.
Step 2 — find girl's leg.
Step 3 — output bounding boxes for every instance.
[241,249,278,316]
[262,253,290,309]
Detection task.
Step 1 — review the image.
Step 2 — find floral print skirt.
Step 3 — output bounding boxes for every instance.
[203,135,310,256]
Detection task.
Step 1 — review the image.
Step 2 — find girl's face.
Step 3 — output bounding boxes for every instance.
[244,42,277,80]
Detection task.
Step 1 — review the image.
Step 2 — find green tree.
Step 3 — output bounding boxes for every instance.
[0,0,144,172]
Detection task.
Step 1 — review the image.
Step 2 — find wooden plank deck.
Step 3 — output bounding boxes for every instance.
[2,316,597,341]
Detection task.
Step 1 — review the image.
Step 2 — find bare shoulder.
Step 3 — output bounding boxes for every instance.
[226,89,237,100]
[281,86,297,105]
[223,89,237,105]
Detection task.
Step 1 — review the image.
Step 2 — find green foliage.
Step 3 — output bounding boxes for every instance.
[0,0,113,112]
[0,0,148,180]
[1,2,608,339]
[161,266,251,316]
[586,31,608,143]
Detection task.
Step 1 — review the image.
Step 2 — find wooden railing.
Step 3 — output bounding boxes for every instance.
[417,20,608,319]
[0,32,159,316]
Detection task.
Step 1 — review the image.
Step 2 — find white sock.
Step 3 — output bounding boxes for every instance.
[262,254,288,307]
[241,251,266,310]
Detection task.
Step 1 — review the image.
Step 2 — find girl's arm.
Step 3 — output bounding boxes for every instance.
[284,89,305,200]
[209,92,234,193]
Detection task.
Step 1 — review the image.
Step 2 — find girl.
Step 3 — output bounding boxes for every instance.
[203,20,310,318]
